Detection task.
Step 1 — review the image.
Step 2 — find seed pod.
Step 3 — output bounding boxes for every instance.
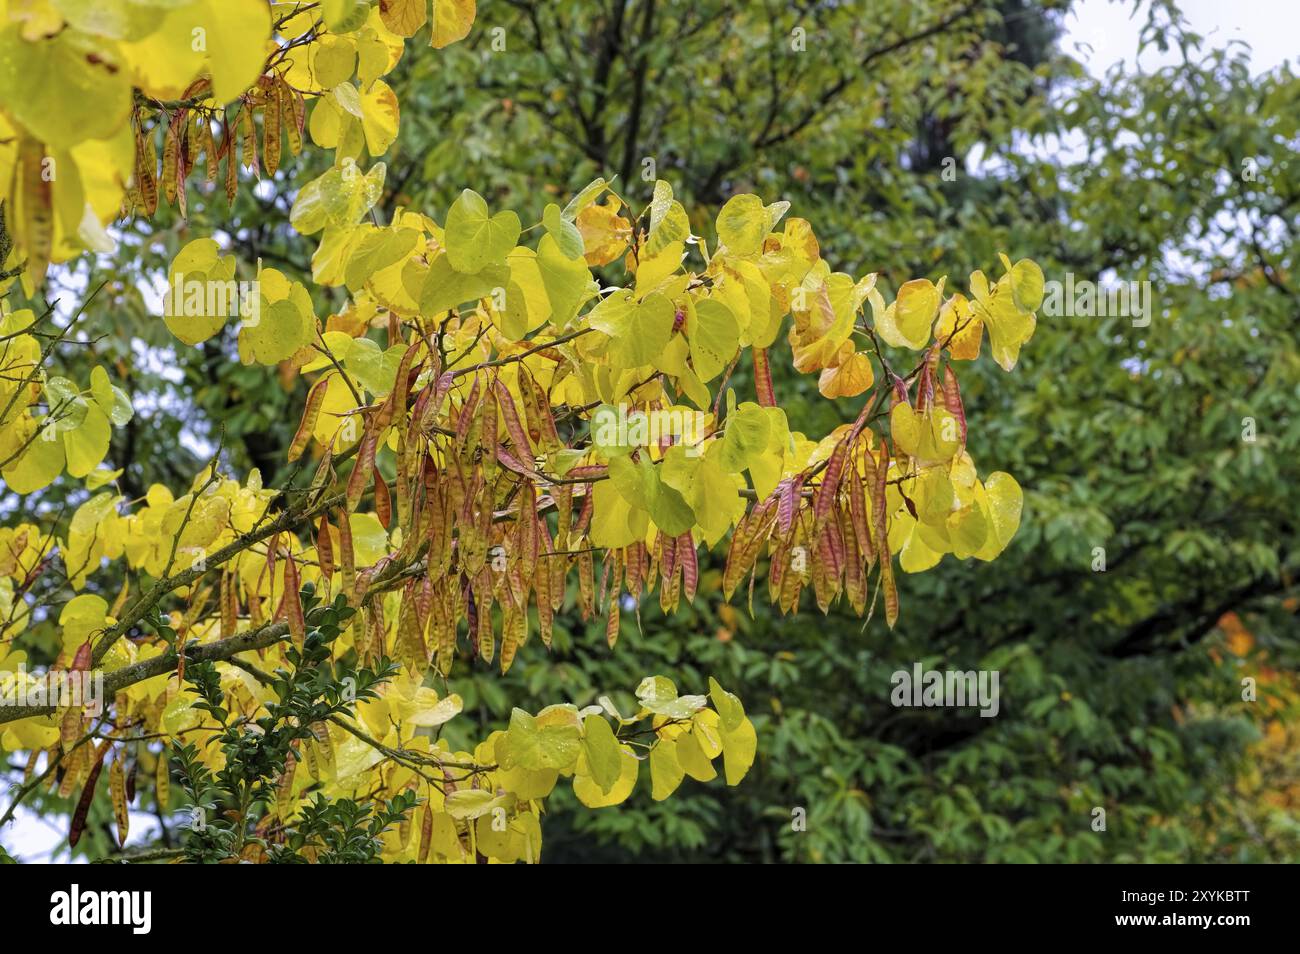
[262,86,282,176]
[68,742,110,848]
[337,508,356,602]
[316,516,334,581]
[943,364,968,453]
[197,114,218,184]
[814,438,850,531]
[283,554,306,648]
[417,801,434,864]
[346,420,378,512]
[238,106,257,174]
[374,477,392,529]
[155,747,171,810]
[109,750,129,847]
[220,570,236,638]
[19,139,53,281]
[134,117,159,215]
[676,533,698,604]
[289,375,330,461]
[223,116,238,205]
[281,76,305,155]
[162,111,182,206]
[605,591,621,649]
[274,749,297,820]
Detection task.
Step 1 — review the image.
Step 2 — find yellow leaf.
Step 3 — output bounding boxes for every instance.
[573,743,638,808]
[935,292,983,360]
[431,0,475,48]
[200,0,273,103]
[404,692,463,727]
[947,498,989,560]
[970,269,1036,372]
[715,193,768,257]
[0,26,133,150]
[119,6,206,100]
[588,478,648,549]
[719,715,756,785]
[359,78,400,155]
[576,198,631,267]
[311,372,363,449]
[63,403,111,478]
[2,416,65,493]
[817,345,874,398]
[876,278,942,350]
[649,738,686,800]
[59,593,109,654]
[674,728,718,782]
[974,472,1023,561]
[890,403,960,466]
[379,0,428,38]
[164,238,237,345]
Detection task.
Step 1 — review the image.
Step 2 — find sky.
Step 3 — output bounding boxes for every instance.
[3,0,1296,863]
[1068,0,1296,75]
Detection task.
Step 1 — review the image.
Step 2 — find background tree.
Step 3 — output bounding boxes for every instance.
[0,0,1043,862]
[3,0,1296,864]
[371,0,1300,863]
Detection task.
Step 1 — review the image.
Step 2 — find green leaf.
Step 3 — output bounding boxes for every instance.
[500,707,582,772]
[649,739,686,801]
[542,203,585,260]
[290,160,386,235]
[535,234,595,326]
[589,478,649,549]
[321,0,370,33]
[709,676,746,732]
[609,456,694,536]
[241,293,313,365]
[562,176,610,219]
[344,339,406,396]
[637,675,679,707]
[420,255,508,315]
[344,226,419,291]
[444,189,521,274]
[717,402,770,473]
[1008,258,1045,313]
[715,193,768,256]
[581,715,623,794]
[63,403,110,478]
[688,298,739,382]
[675,729,718,782]
[636,675,706,718]
[44,377,87,433]
[719,716,757,786]
[587,290,674,370]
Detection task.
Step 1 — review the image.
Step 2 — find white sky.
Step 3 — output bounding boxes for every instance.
[1068,0,1297,75]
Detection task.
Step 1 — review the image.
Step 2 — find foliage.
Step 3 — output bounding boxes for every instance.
[0,0,1047,863]
[3,0,1294,867]
[313,0,1298,864]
